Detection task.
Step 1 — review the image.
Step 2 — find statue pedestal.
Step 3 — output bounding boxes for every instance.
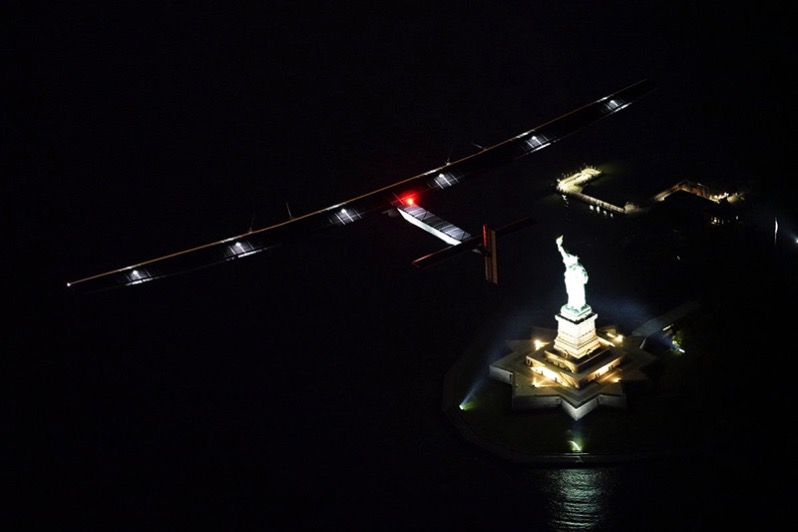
[554,305,601,359]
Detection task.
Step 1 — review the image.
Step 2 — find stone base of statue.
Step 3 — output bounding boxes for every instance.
[489,319,656,420]
[554,304,602,359]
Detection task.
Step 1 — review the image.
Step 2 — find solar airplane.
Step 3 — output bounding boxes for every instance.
[66,79,654,293]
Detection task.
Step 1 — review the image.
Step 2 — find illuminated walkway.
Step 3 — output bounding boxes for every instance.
[556,167,631,215]
[556,167,745,216]
[652,180,744,205]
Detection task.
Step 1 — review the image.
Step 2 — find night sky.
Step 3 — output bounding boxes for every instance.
[6,2,795,528]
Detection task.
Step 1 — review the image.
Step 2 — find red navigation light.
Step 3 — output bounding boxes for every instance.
[400,193,416,206]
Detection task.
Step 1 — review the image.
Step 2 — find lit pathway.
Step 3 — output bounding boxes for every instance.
[556,167,629,214]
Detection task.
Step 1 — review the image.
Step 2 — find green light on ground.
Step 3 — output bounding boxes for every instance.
[568,439,583,452]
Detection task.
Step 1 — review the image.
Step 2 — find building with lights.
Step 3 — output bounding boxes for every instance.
[489,237,656,420]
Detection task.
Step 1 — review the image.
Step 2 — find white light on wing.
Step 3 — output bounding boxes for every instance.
[526,134,550,150]
[332,207,362,225]
[126,268,153,285]
[227,240,258,259]
[433,172,458,189]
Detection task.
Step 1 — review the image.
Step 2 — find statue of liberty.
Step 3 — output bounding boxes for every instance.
[556,235,588,311]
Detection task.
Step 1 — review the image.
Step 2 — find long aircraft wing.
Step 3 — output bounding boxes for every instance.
[66,79,654,294]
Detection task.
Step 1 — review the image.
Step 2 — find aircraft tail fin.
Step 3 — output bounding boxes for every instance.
[411,214,535,284]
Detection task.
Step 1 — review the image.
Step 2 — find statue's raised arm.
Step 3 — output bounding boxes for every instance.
[556,235,566,259]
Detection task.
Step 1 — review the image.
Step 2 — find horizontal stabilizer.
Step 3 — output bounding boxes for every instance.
[411,215,536,279]
[411,235,483,269]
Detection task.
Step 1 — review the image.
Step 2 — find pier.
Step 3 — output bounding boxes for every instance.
[556,167,631,214]
[556,167,744,215]
[651,179,743,205]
